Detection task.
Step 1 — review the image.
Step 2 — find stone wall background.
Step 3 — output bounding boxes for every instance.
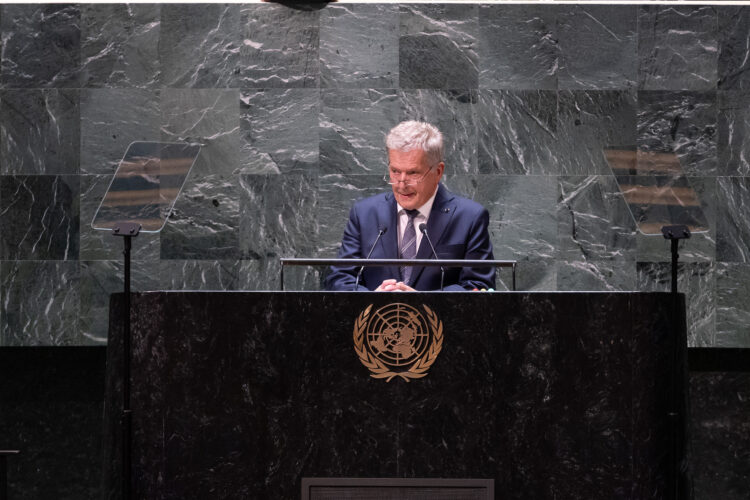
[0,3,748,347]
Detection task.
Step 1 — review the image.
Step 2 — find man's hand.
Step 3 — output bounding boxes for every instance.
[375,279,416,292]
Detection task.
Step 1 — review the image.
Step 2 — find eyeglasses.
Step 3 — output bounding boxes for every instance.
[383,166,435,186]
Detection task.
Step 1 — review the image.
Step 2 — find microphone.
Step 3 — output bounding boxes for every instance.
[419,223,444,291]
[355,226,387,291]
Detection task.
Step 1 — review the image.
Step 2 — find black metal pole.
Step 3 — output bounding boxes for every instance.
[112,222,140,500]
[660,225,690,500]
[670,238,679,295]
[122,234,132,500]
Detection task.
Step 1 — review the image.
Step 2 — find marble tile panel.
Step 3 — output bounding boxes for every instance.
[399,5,478,89]
[399,89,477,174]
[558,5,637,90]
[445,175,558,266]
[477,90,558,175]
[239,4,319,88]
[716,177,750,263]
[0,4,80,88]
[718,6,750,90]
[160,173,240,260]
[160,4,241,88]
[160,89,241,176]
[158,259,241,291]
[638,6,718,91]
[79,175,160,261]
[635,176,716,263]
[240,89,318,174]
[238,258,321,292]
[556,260,636,292]
[716,263,750,347]
[637,262,715,347]
[319,4,399,88]
[319,88,399,175]
[0,89,80,175]
[80,89,160,175]
[0,261,80,345]
[0,175,79,261]
[557,175,636,262]
[718,91,750,176]
[79,260,161,344]
[558,90,637,175]
[80,3,160,88]
[477,4,557,90]
[317,174,385,257]
[239,174,318,261]
[637,91,717,176]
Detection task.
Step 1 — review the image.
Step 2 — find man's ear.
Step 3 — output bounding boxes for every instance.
[436,162,445,178]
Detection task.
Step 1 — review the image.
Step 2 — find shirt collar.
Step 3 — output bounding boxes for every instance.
[396,183,439,219]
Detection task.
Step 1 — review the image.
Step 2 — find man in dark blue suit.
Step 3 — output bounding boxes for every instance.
[325,120,495,292]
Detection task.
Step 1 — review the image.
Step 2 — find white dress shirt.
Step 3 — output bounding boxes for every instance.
[396,186,439,253]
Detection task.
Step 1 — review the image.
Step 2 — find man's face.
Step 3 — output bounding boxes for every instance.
[388,148,444,210]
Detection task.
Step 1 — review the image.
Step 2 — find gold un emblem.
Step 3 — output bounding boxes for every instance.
[353,303,444,382]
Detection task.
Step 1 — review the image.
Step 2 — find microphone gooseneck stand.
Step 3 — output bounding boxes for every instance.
[419,223,444,290]
[112,222,141,500]
[355,227,387,291]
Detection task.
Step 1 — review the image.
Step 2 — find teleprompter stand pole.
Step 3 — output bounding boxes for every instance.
[661,224,690,500]
[112,222,141,500]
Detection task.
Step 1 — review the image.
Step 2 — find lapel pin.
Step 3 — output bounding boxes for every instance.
[443,208,450,213]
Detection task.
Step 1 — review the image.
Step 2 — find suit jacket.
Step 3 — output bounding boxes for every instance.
[325,184,495,291]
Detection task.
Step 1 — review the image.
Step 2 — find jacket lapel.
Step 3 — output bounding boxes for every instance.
[410,184,456,286]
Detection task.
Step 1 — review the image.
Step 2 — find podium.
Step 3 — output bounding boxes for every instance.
[104,291,686,499]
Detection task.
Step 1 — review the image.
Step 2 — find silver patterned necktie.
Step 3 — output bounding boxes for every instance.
[400,209,420,284]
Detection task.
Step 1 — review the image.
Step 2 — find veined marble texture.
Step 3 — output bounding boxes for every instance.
[0,3,746,349]
[558,5,637,90]
[0,89,80,175]
[320,4,399,88]
[400,89,478,174]
[320,88,399,175]
[716,177,750,263]
[638,5,718,91]
[718,91,750,176]
[637,261,716,346]
[400,5,478,89]
[1,4,81,88]
[239,4,319,88]
[557,90,637,175]
[719,7,750,91]
[478,90,558,175]
[240,89,319,174]
[160,4,241,89]
[80,3,160,88]
[1,176,79,261]
[637,91,717,176]
[79,88,160,175]
[478,4,557,90]
[160,171,240,260]
[1,261,80,345]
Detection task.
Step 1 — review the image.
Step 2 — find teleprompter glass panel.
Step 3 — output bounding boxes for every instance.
[91,142,201,233]
[603,148,709,235]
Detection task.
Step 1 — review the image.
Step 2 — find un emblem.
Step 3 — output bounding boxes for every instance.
[353,303,444,382]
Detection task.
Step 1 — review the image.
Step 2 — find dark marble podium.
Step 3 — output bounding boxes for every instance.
[105,292,686,500]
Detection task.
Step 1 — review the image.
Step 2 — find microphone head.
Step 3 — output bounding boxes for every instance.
[419,223,427,233]
[379,226,388,234]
